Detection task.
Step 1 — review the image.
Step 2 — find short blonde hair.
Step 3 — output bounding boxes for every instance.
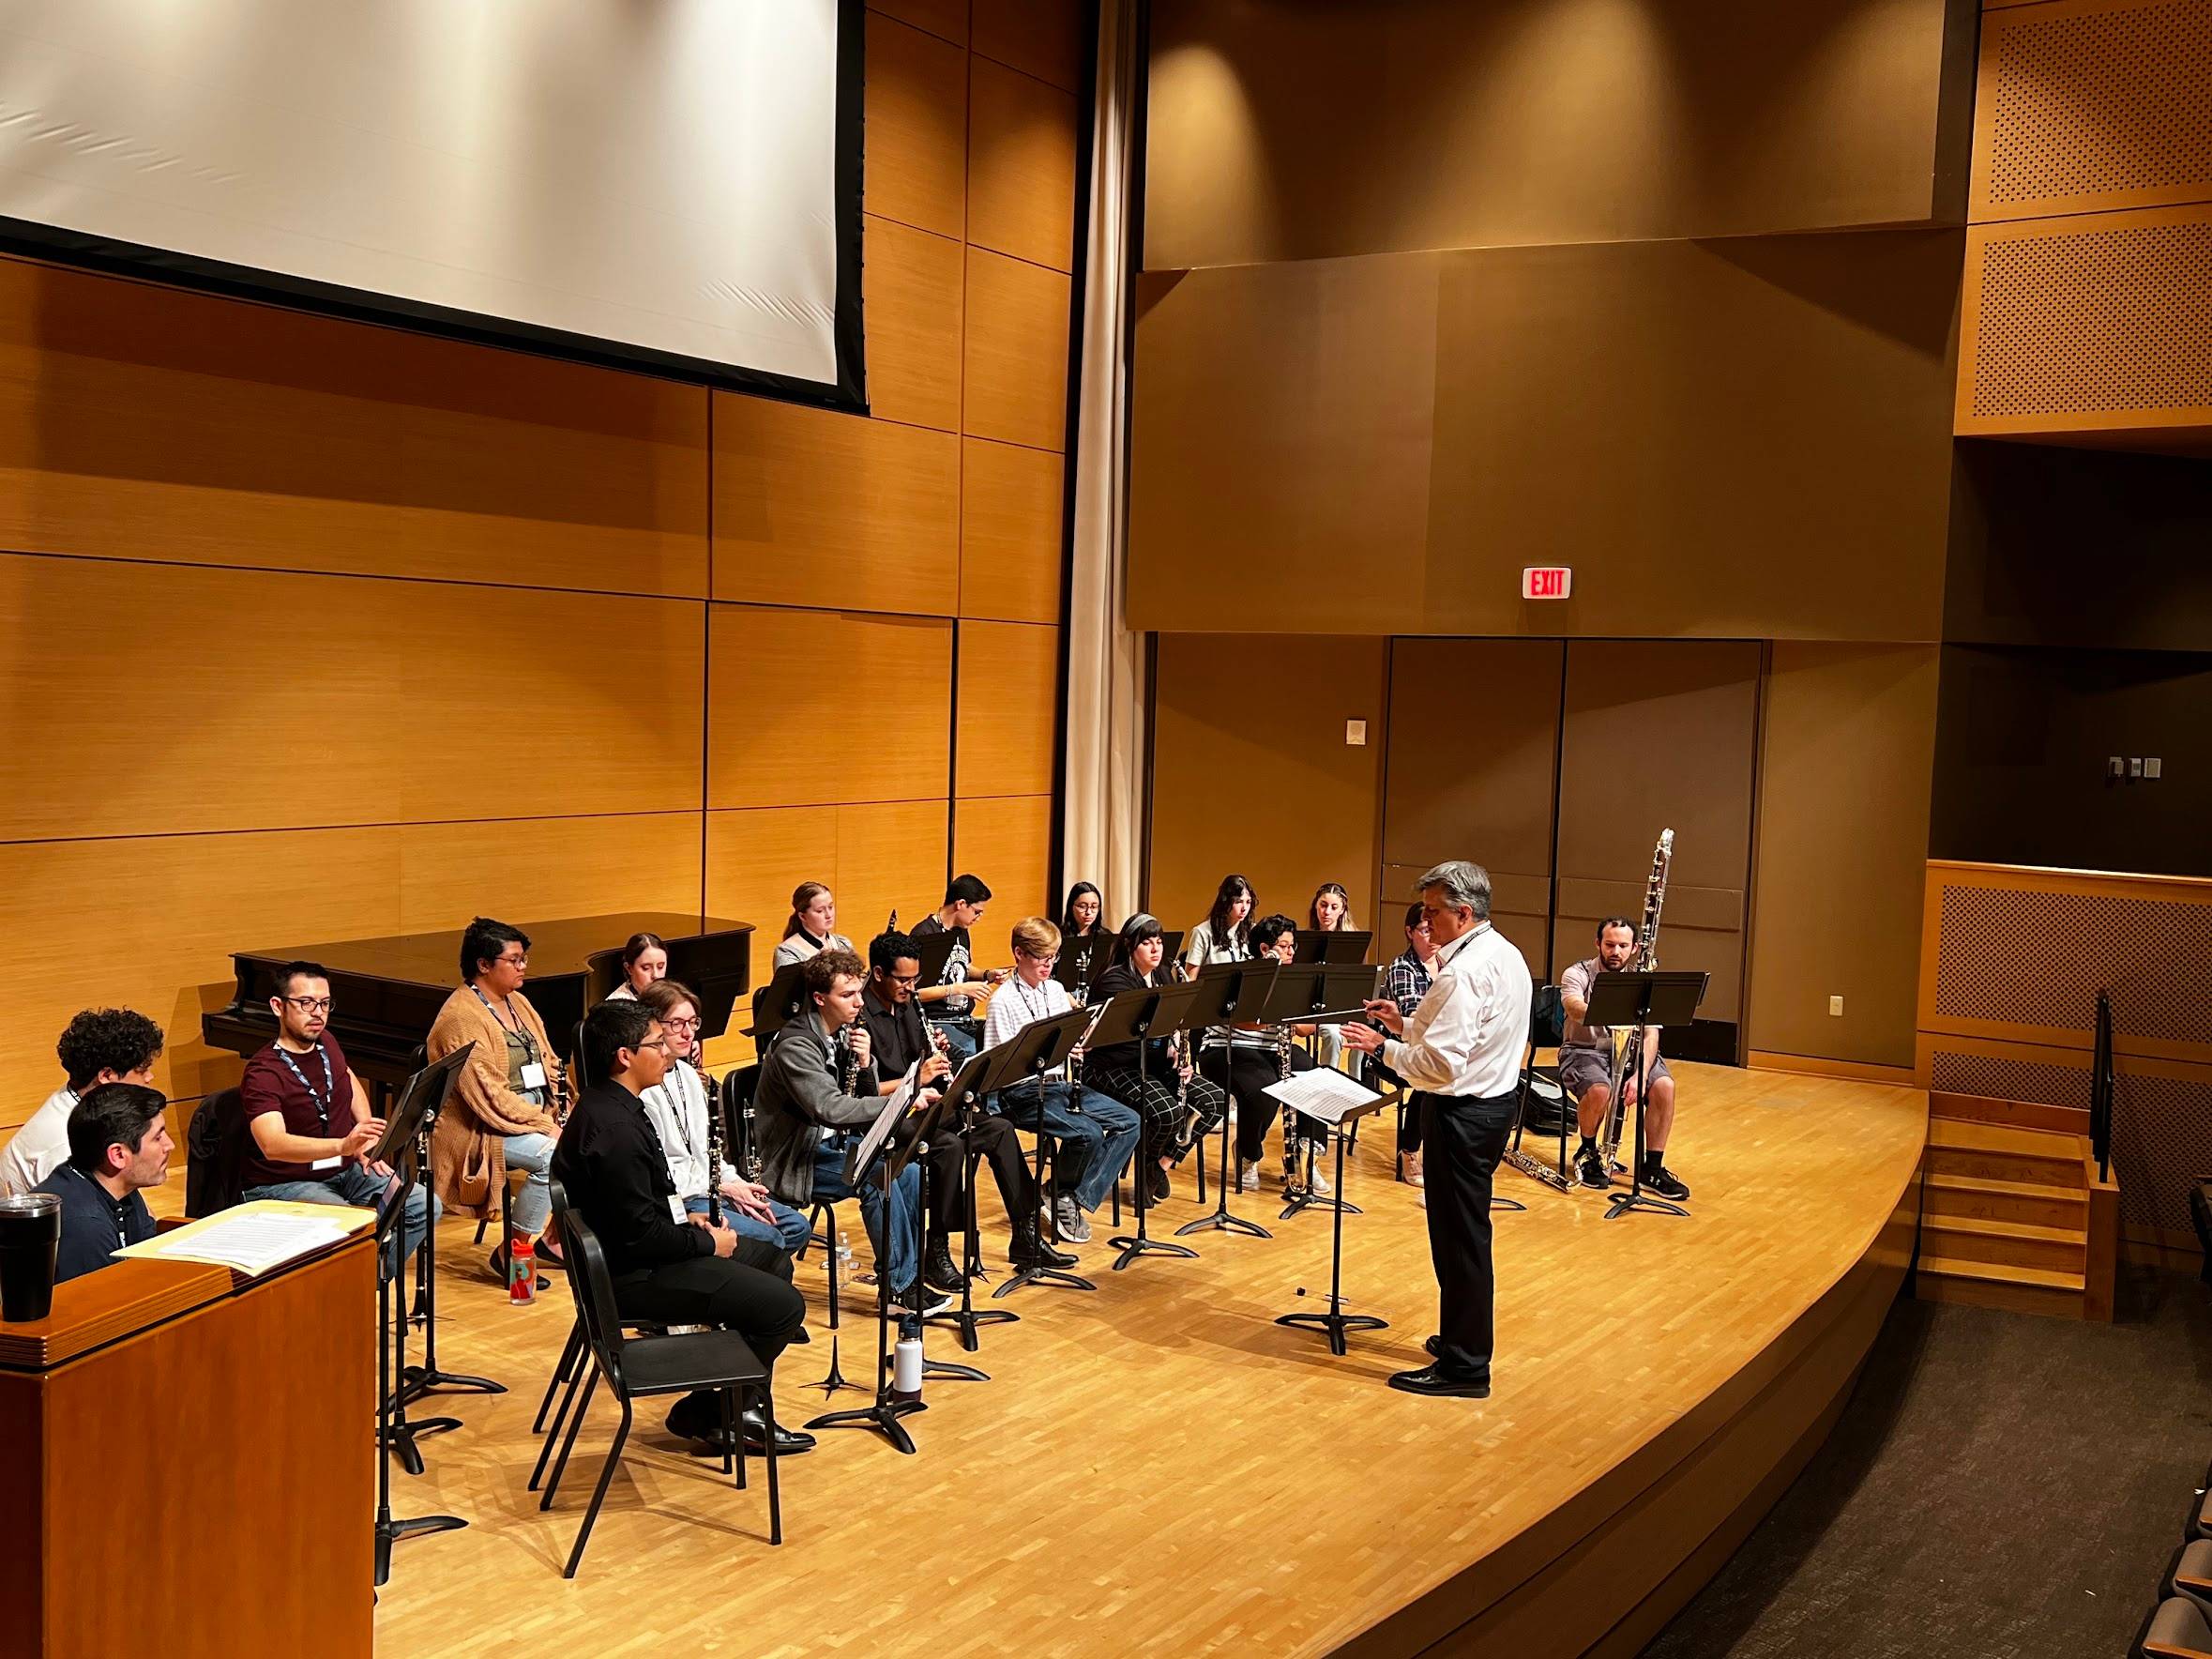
[1011,916,1062,959]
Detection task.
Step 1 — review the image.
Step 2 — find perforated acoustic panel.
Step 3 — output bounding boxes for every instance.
[1930,1045,2093,1110]
[1960,205,2212,434]
[1975,0,2212,221]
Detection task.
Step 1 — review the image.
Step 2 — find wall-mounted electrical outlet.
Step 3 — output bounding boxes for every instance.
[2145,757,2163,780]
[1345,719,1367,746]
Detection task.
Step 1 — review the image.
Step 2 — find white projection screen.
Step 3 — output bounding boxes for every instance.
[0,0,865,404]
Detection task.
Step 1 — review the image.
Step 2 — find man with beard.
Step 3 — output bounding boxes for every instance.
[1559,919,1689,1200]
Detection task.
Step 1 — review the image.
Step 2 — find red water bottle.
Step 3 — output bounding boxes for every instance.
[508,1232,536,1305]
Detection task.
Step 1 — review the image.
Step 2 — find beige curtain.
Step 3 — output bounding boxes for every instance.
[1061,0,1146,921]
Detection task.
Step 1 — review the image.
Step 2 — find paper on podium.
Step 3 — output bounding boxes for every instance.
[1263,1066,1383,1126]
[116,1199,372,1276]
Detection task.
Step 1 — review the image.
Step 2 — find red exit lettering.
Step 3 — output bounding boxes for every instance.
[1522,566,1572,601]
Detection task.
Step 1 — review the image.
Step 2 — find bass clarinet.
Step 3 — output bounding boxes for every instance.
[1599,828,1674,1172]
[702,1065,725,1225]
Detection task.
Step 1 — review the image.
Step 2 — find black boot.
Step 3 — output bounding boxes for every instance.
[1010,1211,1077,1270]
[923,1237,967,1293]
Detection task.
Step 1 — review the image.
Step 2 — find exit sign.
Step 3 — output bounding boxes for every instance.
[1523,566,1572,600]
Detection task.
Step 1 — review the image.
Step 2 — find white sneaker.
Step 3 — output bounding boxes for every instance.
[1400,1151,1424,1188]
[1238,1163,1260,1193]
[1308,1165,1332,1198]
[1054,1195,1092,1244]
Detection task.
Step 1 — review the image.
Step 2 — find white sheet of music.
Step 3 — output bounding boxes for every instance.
[119,1204,359,1276]
[1263,1067,1383,1125]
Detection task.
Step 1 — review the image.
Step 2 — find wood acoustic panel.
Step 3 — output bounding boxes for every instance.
[967,56,1081,274]
[0,556,704,841]
[862,215,964,433]
[709,395,959,613]
[0,258,709,598]
[955,794,1055,923]
[962,249,1071,452]
[973,0,1088,93]
[1970,0,2212,223]
[862,10,968,240]
[960,437,1066,622]
[707,605,951,809]
[391,813,703,937]
[869,0,966,46]
[955,619,1060,797]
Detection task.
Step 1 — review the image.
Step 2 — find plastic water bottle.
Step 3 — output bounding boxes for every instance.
[892,1315,924,1402]
[508,1234,537,1306]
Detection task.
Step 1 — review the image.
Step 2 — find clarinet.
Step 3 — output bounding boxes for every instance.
[702,1064,725,1225]
[741,1072,764,1181]
[836,1024,860,1095]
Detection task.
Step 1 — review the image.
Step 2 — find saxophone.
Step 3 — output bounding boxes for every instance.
[1598,829,1674,1170]
[703,1065,725,1225]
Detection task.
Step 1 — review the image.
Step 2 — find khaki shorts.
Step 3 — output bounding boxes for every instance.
[1558,1046,1672,1103]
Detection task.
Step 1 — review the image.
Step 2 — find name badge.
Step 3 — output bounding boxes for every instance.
[311,1155,342,1172]
[521,1061,549,1091]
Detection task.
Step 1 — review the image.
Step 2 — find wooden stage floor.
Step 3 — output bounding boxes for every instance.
[369,1063,1926,1657]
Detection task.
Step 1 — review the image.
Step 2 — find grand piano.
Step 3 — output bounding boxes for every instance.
[203,912,754,1092]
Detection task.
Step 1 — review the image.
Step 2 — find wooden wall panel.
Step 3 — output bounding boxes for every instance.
[968,57,1081,273]
[0,556,703,841]
[710,395,959,612]
[973,0,1087,93]
[0,261,709,599]
[955,794,1055,923]
[955,620,1059,797]
[863,11,969,239]
[960,437,1065,623]
[393,814,703,937]
[706,605,952,808]
[869,0,966,47]
[705,805,841,986]
[1748,645,1939,1070]
[836,799,956,944]
[962,250,1071,451]
[863,216,964,433]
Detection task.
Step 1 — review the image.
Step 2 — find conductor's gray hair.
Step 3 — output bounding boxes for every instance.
[1418,860,1492,920]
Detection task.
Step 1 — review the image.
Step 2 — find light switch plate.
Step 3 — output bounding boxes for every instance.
[1346,720,1367,746]
[1828,995,1844,1016]
[2145,757,2162,779]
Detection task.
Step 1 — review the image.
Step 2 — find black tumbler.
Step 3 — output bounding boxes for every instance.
[0,1194,63,1322]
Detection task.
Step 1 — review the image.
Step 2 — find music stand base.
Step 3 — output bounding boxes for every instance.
[1278,1193,1361,1223]
[401,1364,506,1402]
[1605,1190,1689,1221]
[1109,1233,1199,1271]
[990,1265,1097,1298]
[925,1305,1019,1351]
[805,1396,926,1454]
[1490,1194,1528,1212]
[373,1513,467,1586]
[811,1332,869,1399]
[1275,1311,1388,1358]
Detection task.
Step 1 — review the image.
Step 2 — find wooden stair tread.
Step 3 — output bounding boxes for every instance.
[1928,1118,2083,1158]
[1917,1254,2085,1292]
[1924,1171,2087,1206]
[1922,1214,2087,1246]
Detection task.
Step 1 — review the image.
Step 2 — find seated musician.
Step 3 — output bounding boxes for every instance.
[550,1000,812,1456]
[1204,913,1328,1198]
[634,979,810,1254]
[427,917,568,1278]
[912,874,1002,1060]
[980,917,1140,1245]
[1559,917,1689,1200]
[33,1083,170,1284]
[1,1007,165,1198]
[771,881,856,970]
[1058,881,1111,1001]
[601,932,669,1001]
[239,961,432,1275]
[1181,873,1256,970]
[1377,902,1439,1190]
[858,930,1072,1290]
[1085,912,1229,1204]
[752,949,941,1317]
[1309,882,1356,935]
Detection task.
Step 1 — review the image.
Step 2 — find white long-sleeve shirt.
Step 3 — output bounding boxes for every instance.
[1384,922,1532,1098]
[638,1059,735,1219]
[0,1087,77,1197]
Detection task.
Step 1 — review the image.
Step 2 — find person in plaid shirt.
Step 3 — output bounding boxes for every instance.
[1373,902,1439,1190]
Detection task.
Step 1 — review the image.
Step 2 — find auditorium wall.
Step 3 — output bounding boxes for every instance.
[0,1,1088,1127]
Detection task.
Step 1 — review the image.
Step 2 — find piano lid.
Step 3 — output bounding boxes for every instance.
[229,913,750,990]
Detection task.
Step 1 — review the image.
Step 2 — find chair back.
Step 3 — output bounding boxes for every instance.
[720,1062,762,1168]
[1527,982,1566,1049]
[569,1021,596,1092]
[550,1181,629,1387]
[184,1087,250,1218]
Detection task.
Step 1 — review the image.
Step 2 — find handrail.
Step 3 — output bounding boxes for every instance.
[2090,989,2115,1183]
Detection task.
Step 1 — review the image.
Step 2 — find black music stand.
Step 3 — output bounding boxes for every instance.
[1085,980,1204,1271]
[396,1047,505,1417]
[1294,929,1373,966]
[925,1043,1023,1351]
[744,963,810,1048]
[805,1079,937,1454]
[1255,963,1379,1220]
[988,1008,1098,1299]
[375,1043,473,1584]
[1174,958,1280,1241]
[1585,970,1706,1222]
[1269,1079,1393,1357]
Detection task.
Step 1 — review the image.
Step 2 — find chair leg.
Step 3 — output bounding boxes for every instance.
[563,1398,632,1579]
[533,1321,583,1435]
[541,1367,598,1510]
[728,1387,746,1489]
[531,1347,593,1492]
[760,1380,782,1545]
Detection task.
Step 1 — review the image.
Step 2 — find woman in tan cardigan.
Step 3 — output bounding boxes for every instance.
[428,916,567,1270]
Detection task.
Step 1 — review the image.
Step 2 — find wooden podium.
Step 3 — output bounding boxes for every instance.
[0,1236,377,1658]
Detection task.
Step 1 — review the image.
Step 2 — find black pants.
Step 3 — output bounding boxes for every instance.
[614,1237,805,1424]
[1087,1060,1229,1166]
[899,1111,1033,1244]
[1420,1089,1519,1381]
[1204,1045,1324,1165]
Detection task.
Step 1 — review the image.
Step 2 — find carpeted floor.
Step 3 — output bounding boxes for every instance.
[1644,1265,2212,1658]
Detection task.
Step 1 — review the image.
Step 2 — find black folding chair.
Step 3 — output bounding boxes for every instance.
[533,1191,782,1575]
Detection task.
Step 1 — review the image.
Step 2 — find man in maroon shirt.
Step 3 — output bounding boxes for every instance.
[239,960,434,1274]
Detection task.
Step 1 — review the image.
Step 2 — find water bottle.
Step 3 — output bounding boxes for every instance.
[892,1315,924,1403]
[508,1233,537,1306]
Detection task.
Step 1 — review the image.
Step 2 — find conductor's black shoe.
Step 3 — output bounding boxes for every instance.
[738,1405,815,1456]
[1644,1164,1691,1201]
[1424,1334,1440,1359]
[1573,1145,1611,1190]
[923,1242,968,1294]
[1388,1364,1490,1399]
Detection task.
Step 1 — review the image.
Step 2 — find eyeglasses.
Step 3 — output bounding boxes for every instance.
[661,1016,701,1032]
[887,972,920,988]
[637,1037,668,1052]
[493,952,528,968]
[281,997,335,1014]
[1019,950,1058,966]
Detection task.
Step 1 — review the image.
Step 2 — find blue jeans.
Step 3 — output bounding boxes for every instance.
[504,1132,555,1235]
[996,1079,1140,1213]
[685,1194,812,1254]
[811,1138,920,1292]
[244,1164,437,1280]
[930,1017,978,1063]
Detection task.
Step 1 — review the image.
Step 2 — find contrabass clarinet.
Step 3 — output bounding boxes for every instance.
[1598,828,1674,1171]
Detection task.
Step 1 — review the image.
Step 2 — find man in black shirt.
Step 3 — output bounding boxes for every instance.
[858,930,1071,1290]
[551,999,812,1455]
[911,873,1000,1059]
[34,1083,168,1283]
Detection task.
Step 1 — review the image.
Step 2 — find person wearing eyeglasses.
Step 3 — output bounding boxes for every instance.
[428,916,568,1279]
[240,960,433,1275]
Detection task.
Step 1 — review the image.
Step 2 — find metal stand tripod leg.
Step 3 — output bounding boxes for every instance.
[928,1143,1018,1350]
[1111,1057,1198,1271]
[1275,1128,1386,1357]
[993,1107,1098,1297]
[1603,1031,1688,1222]
[1174,1052,1271,1240]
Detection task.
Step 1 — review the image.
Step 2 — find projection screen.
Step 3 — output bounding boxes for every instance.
[0,0,865,405]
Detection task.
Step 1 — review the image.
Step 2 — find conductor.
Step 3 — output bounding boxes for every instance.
[1341,860,1530,1398]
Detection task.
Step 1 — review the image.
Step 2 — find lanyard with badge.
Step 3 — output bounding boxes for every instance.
[475,984,549,1093]
[276,1041,347,1172]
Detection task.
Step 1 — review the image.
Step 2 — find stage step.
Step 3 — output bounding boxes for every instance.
[1920,1214,2087,1274]
[1924,1117,2086,1189]
[1923,1171,2090,1230]
[1916,1253,2087,1319]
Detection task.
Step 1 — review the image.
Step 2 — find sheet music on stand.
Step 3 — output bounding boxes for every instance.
[1263,1067,1383,1128]
[843,1061,921,1186]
